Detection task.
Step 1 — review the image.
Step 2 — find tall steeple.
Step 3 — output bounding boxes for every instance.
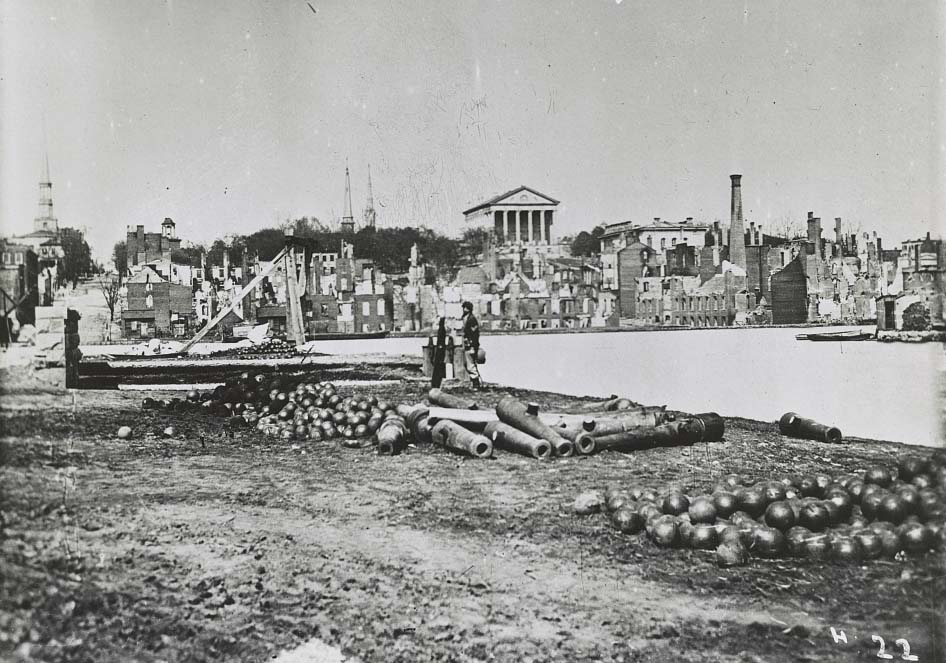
[363,163,376,228]
[34,149,58,234]
[341,165,355,234]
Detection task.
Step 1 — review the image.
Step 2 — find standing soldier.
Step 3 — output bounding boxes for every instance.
[461,301,482,389]
[431,316,447,389]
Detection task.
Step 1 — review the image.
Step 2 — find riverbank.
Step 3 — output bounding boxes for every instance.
[877,330,946,343]
[1,361,943,663]
[391,320,874,339]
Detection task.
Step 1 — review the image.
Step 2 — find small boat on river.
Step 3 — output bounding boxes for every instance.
[795,330,875,342]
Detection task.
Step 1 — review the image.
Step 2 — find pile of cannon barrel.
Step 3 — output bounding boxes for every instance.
[380,388,725,459]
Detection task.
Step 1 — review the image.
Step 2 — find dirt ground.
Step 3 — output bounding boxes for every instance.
[1,364,944,663]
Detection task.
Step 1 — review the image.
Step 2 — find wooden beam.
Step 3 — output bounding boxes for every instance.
[180,246,289,354]
[102,353,422,370]
[283,247,306,346]
[0,287,35,317]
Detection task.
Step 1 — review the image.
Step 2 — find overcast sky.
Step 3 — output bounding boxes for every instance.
[1,0,943,261]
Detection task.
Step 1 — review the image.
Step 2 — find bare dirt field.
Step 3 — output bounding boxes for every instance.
[1,364,944,663]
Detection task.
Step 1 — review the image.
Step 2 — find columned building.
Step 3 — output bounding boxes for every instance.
[462,186,559,246]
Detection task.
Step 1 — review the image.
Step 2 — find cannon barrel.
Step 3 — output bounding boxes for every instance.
[377,417,409,455]
[428,388,479,410]
[545,405,668,429]
[693,412,725,442]
[423,406,665,433]
[496,396,574,457]
[554,408,667,438]
[604,397,635,411]
[483,422,552,459]
[430,420,493,458]
[426,406,490,431]
[594,419,704,452]
[778,412,842,444]
[397,404,432,444]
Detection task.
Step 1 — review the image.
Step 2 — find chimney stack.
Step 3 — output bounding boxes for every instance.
[807,216,823,261]
[835,217,842,249]
[728,174,747,270]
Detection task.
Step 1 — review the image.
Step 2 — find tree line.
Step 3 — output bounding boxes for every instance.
[110,218,610,284]
[112,218,484,281]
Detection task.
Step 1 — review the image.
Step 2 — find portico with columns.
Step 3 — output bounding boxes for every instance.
[462,186,559,247]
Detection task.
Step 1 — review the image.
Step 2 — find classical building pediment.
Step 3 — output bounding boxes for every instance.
[463,186,559,215]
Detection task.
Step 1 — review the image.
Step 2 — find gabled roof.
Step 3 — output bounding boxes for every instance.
[463,186,560,216]
[127,265,166,284]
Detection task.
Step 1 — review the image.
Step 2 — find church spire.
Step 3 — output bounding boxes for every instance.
[341,164,355,234]
[35,149,57,234]
[363,163,376,228]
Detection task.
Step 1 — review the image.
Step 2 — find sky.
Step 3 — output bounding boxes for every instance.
[1,0,943,263]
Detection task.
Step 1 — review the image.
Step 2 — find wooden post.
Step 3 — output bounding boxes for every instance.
[64,308,81,388]
[451,335,468,381]
[422,336,434,377]
[283,245,306,346]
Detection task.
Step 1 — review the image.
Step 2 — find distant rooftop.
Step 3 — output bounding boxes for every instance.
[600,217,709,238]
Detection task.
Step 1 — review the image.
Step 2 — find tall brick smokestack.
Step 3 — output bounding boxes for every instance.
[728,174,747,270]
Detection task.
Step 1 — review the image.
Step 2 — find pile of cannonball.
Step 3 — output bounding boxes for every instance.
[209,338,296,358]
[141,373,400,444]
[573,451,946,566]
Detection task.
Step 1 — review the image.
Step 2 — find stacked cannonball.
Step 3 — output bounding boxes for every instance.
[574,451,946,566]
[252,384,398,444]
[208,338,297,359]
[141,373,399,444]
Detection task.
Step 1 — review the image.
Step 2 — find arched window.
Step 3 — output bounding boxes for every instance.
[146,294,154,309]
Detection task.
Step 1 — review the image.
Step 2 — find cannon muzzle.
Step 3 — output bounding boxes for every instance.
[555,423,597,454]
[377,417,409,455]
[483,422,552,459]
[496,396,574,457]
[430,420,493,458]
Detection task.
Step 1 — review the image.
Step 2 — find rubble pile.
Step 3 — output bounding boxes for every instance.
[574,452,946,566]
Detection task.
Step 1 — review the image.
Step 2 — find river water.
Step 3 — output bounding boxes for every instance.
[311,327,944,447]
